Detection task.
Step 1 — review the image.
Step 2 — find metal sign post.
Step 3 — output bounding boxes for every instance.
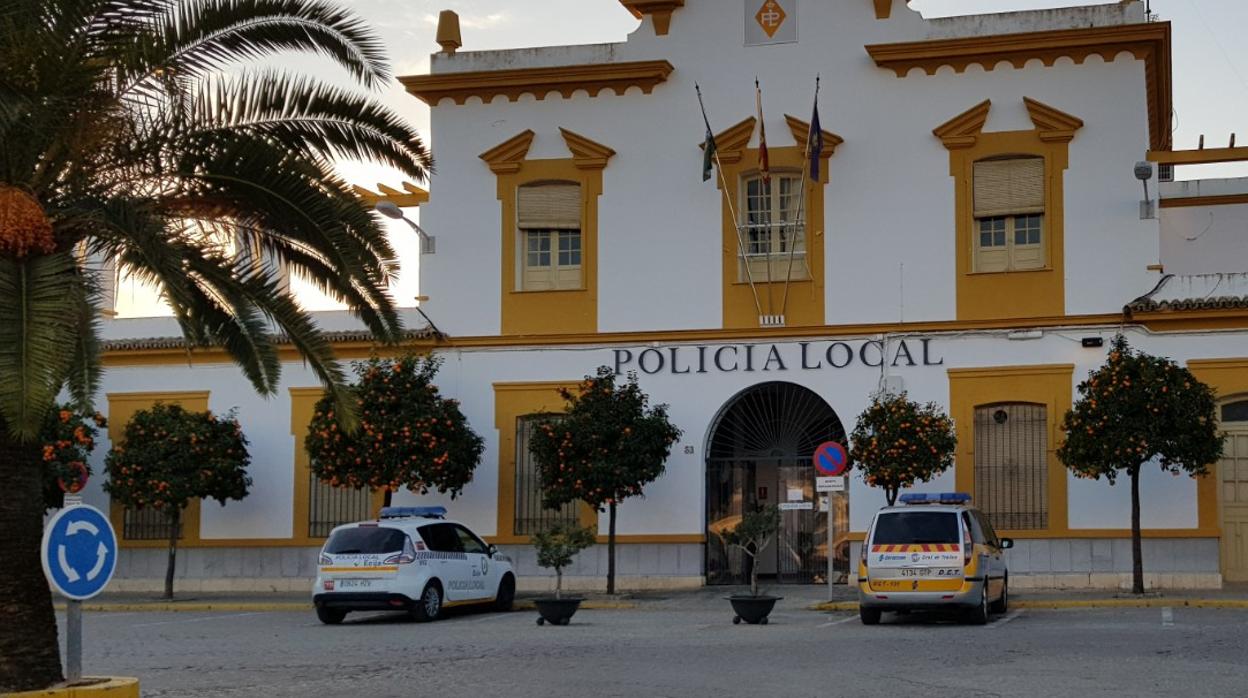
[813,441,851,602]
[41,501,117,684]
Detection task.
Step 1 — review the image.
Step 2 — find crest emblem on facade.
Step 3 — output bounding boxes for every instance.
[754,0,787,38]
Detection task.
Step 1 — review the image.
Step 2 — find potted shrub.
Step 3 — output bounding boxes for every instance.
[531,523,596,626]
[720,504,783,625]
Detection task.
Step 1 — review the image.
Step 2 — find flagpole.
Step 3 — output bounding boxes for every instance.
[698,84,765,321]
[756,77,774,317]
[781,75,820,315]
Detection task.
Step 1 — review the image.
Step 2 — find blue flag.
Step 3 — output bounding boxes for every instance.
[809,101,824,181]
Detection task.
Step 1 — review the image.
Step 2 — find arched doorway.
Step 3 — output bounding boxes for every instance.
[705,382,848,585]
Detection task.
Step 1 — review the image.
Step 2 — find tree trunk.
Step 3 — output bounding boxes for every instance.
[750,548,760,598]
[0,431,64,692]
[382,489,392,508]
[607,501,617,595]
[1131,466,1144,594]
[886,487,898,506]
[164,507,181,601]
[555,568,562,601]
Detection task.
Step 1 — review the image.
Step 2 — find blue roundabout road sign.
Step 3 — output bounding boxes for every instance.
[41,505,118,600]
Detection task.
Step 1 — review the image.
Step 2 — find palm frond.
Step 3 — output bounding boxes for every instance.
[0,253,87,439]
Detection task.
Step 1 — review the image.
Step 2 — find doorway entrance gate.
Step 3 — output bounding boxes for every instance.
[705,382,848,585]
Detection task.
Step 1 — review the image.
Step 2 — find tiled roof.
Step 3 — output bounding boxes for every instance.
[101,327,436,352]
[1127,273,1248,312]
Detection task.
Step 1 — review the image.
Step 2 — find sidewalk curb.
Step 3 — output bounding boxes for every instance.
[809,599,1248,612]
[55,600,638,613]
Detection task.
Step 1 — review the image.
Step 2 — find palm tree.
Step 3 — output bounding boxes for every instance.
[0,0,431,690]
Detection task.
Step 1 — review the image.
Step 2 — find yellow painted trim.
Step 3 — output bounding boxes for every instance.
[947,364,1074,536]
[846,528,1221,542]
[487,533,705,545]
[867,22,1171,150]
[106,392,210,548]
[491,129,608,335]
[1159,194,1248,209]
[492,381,596,540]
[940,99,1077,322]
[2,676,141,697]
[1148,147,1248,166]
[401,60,675,107]
[714,145,828,329]
[1187,359,1248,542]
[618,0,685,36]
[320,566,398,573]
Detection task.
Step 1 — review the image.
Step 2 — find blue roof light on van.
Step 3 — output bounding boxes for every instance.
[379,506,448,519]
[897,493,972,506]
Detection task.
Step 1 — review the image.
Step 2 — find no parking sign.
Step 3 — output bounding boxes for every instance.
[812,441,850,477]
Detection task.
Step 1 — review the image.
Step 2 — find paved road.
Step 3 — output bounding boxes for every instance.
[66,604,1247,697]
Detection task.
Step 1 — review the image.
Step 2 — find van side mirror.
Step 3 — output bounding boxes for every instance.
[1000,538,1014,550]
[488,544,499,557]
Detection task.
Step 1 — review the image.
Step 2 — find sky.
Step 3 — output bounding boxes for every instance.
[116,0,1248,315]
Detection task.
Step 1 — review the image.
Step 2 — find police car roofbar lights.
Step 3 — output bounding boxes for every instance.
[379,506,448,519]
[897,493,972,506]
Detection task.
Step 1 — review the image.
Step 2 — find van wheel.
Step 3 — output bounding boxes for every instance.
[494,575,516,612]
[316,607,346,625]
[990,579,1008,614]
[859,606,882,625]
[966,586,989,625]
[411,582,443,623]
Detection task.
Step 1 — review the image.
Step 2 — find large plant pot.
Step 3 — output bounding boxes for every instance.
[534,597,582,626]
[728,595,781,625]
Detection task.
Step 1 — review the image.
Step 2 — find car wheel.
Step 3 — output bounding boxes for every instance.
[494,575,516,612]
[990,578,1009,614]
[966,586,989,625]
[859,606,882,626]
[316,607,346,625]
[411,582,443,623]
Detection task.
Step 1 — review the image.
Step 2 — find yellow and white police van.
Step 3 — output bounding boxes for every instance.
[858,493,1012,625]
[313,507,516,625]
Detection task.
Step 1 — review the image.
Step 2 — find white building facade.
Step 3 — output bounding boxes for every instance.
[88,0,1248,592]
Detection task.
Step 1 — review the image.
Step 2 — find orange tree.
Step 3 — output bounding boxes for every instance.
[1058,336,1223,594]
[40,406,106,509]
[850,392,957,506]
[528,367,682,595]
[305,356,484,507]
[104,404,251,600]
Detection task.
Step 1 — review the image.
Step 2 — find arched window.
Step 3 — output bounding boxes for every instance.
[974,403,1048,530]
[973,156,1045,273]
[1223,400,1248,423]
[517,181,582,291]
[740,172,808,282]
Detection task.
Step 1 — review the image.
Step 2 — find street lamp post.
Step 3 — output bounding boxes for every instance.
[375,200,435,255]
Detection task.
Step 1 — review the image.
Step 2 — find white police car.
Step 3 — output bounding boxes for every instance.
[313,507,516,624]
[858,493,1012,625]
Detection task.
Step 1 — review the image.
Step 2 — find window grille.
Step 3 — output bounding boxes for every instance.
[974,403,1048,530]
[308,473,374,538]
[514,415,582,536]
[123,507,179,541]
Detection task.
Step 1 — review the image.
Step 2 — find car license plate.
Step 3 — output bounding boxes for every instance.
[900,568,932,577]
[898,567,962,578]
[337,579,374,590]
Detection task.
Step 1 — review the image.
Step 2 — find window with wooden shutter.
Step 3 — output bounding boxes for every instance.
[972,157,1046,273]
[973,403,1048,531]
[518,182,582,291]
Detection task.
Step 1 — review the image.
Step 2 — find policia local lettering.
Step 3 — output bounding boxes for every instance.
[613,339,943,376]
